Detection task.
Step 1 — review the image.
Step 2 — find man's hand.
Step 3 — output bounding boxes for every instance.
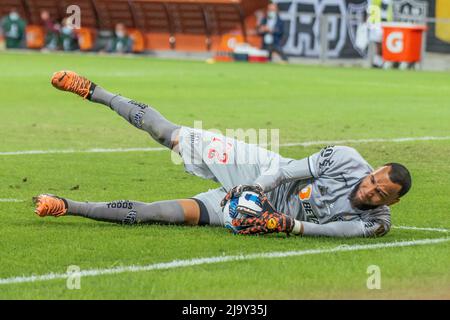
[231,211,295,235]
[220,184,265,208]
[259,25,271,33]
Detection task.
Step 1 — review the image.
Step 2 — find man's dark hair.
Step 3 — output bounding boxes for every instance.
[384,163,412,197]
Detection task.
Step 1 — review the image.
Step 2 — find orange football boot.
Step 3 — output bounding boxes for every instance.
[51,70,95,99]
[33,194,68,217]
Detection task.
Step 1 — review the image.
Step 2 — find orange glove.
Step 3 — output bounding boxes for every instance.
[231,211,295,235]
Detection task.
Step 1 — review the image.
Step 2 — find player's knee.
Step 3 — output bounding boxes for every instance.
[140,111,179,149]
[136,201,185,224]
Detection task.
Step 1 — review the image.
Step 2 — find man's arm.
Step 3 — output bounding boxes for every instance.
[253,145,352,192]
[233,210,391,238]
[300,219,391,238]
[254,157,313,192]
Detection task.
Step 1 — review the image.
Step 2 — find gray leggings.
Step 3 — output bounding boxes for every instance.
[91,85,180,149]
[65,199,186,225]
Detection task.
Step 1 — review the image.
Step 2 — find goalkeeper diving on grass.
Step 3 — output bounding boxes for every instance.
[34,71,412,237]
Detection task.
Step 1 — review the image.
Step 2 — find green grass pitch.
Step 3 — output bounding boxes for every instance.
[0,51,448,299]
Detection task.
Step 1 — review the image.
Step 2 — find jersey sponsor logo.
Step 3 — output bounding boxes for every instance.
[298,184,319,223]
[299,185,312,200]
[302,201,319,224]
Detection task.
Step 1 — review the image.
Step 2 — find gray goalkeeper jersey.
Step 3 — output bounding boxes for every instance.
[255,146,391,237]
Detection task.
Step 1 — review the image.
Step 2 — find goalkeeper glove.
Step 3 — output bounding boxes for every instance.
[220,184,265,208]
[232,211,303,236]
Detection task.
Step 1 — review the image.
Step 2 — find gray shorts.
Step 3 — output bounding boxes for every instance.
[178,126,282,226]
[192,188,227,226]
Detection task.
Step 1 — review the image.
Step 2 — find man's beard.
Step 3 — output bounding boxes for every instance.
[349,181,378,211]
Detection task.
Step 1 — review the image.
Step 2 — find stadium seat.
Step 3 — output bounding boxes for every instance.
[128,28,145,53]
[246,35,263,49]
[204,3,249,52]
[93,0,135,30]
[174,34,209,52]
[167,2,209,51]
[209,35,223,52]
[25,25,45,49]
[145,33,172,51]
[131,1,173,50]
[75,28,96,51]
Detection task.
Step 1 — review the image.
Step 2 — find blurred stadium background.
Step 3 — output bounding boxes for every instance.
[1,0,450,69]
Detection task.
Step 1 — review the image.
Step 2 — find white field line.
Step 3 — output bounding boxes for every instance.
[0,199,24,203]
[392,225,449,233]
[0,147,166,156]
[0,237,448,286]
[280,136,450,147]
[1,136,449,156]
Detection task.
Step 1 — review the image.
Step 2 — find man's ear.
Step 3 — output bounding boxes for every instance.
[387,198,400,206]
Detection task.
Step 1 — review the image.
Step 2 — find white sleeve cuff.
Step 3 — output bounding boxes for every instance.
[292,220,303,235]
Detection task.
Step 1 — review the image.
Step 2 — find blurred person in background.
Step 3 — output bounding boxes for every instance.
[257,2,288,63]
[368,0,414,69]
[40,10,60,51]
[367,0,392,68]
[1,8,26,49]
[60,17,79,51]
[109,23,133,54]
